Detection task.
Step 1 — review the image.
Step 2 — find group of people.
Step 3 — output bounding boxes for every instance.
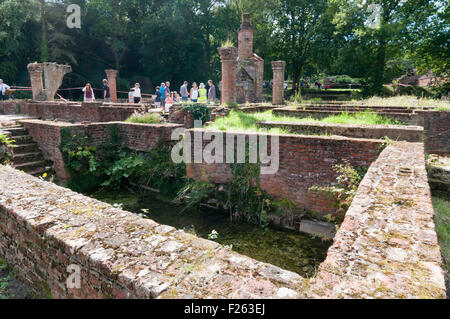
[4,77,216,110]
[81,79,112,102]
[155,80,216,112]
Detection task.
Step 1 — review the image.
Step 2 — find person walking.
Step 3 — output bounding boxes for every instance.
[180,81,189,102]
[133,83,141,104]
[103,79,111,102]
[190,82,198,103]
[207,80,216,104]
[198,83,207,104]
[82,83,95,102]
[0,79,11,101]
[160,83,166,110]
[155,86,162,109]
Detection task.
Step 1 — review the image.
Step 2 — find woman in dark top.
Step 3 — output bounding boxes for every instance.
[103,79,111,102]
[155,86,162,109]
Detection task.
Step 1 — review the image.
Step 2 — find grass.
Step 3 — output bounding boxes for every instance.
[125,112,163,124]
[432,196,450,295]
[348,96,450,109]
[206,110,293,134]
[206,109,403,133]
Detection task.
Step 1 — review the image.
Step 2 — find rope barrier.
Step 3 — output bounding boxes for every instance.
[10,86,156,97]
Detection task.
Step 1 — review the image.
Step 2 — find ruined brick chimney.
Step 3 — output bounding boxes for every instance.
[238,13,253,60]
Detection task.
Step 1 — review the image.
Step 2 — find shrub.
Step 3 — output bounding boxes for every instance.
[125,113,163,124]
[0,134,16,165]
[181,103,211,125]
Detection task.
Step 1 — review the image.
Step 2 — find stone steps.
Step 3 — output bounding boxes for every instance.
[11,152,44,165]
[1,125,52,176]
[13,143,40,154]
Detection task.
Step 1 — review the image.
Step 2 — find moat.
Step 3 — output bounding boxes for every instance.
[92,189,332,277]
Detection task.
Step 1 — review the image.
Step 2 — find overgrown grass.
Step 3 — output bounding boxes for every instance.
[206,110,294,134]
[207,109,402,133]
[350,96,450,109]
[125,113,163,124]
[432,196,450,295]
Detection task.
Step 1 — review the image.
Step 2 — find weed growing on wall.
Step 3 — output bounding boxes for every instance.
[175,143,297,231]
[0,134,16,165]
[60,127,187,197]
[181,104,211,125]
[310,160,368,224]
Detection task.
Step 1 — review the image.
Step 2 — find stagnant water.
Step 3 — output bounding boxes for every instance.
[92,189,332,277]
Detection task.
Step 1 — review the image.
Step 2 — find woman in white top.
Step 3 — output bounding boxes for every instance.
[190,82,198,103]
[133,83,141,104]
[82,83,95,102]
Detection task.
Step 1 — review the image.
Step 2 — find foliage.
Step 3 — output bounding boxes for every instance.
[175,180,216,212]
[60,126,186,196]
[310,160,367,224]
[102,152,146,189]
[432,196,450,293]
[0,134,16,165]
[181,103,211,125]
[125,113,163,124]
[0,0,447,99]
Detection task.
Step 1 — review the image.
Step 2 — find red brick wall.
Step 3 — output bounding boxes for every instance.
[0,100,142,123]
[185,130,384,215]
[20,120,183,179]
[417,111,450,156]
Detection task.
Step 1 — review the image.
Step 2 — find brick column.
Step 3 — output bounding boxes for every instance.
[271,61,286,105]
[218,47,238,105]
[238,13,254,60]
[27,63,44,101]
[105,69,119,103]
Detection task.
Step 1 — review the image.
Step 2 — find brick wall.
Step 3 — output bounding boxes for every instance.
[259,121,424,142]
[185,130,384,215]
[0,142,445,299]
[273,108,450,156]
[309,142,446,298]
[0,100,144,123]
[417,111,450,156]
[0,165,309,299]
[20,120,184,179]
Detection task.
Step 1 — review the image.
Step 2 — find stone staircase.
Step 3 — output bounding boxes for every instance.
[2,125,52,176]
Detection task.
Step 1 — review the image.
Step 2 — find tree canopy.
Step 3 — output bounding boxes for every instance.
[0,0,447,96]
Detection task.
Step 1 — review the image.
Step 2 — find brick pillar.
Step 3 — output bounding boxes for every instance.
[218,47,238,105]
[238,13,253,60]
[271,61,286,105]
[105,69,119,103]
[27,63,44,101]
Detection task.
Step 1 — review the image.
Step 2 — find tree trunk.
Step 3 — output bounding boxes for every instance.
[40,0,48,62]
[373,40,386,94]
